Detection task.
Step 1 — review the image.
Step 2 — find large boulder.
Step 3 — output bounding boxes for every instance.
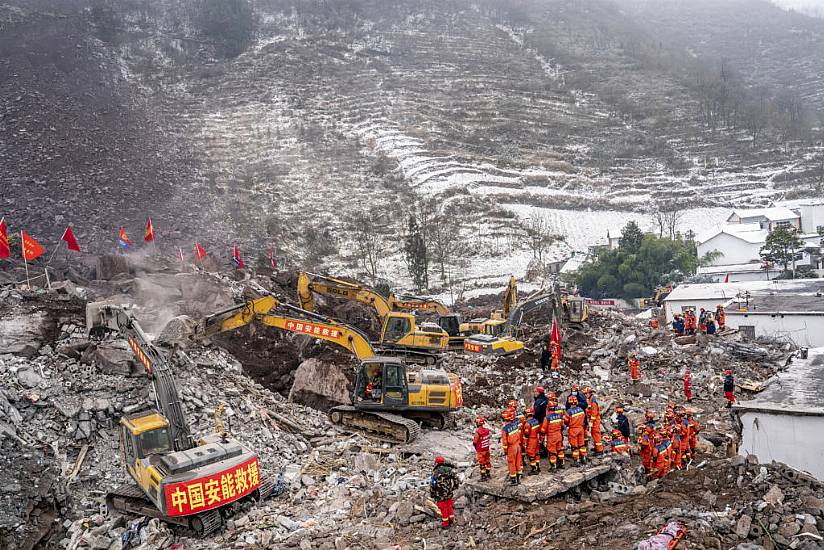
[288,358,352,410]
[0,311,49,357]
[82,341,144,376]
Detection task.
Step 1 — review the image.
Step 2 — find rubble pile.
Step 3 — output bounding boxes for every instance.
[1,267,820,550]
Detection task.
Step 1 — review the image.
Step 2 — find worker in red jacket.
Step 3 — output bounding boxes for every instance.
[683,368,693,402]
[583,386,603,455]
[724,370,736,407]
[501,408,523,484]
[473,417,492,481]
[523,408,543,475]
[565,395,588,465]
[542,399,567,470]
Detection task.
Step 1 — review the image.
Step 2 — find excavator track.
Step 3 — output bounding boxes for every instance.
[106,484,222,535]
[328,406,421,443]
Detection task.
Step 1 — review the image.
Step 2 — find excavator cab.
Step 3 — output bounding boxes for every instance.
[355,359,408,408]
[567,297,589,323]
[437,314,461,337]
[379,312,449,351]
[482,320,507,337]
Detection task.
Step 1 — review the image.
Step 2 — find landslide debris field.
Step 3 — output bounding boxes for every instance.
[2,258,823,550]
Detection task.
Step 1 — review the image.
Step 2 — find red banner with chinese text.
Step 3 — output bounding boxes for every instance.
[163,456,260,517]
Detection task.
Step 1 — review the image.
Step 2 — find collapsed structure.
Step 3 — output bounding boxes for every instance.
[1,256,824,549]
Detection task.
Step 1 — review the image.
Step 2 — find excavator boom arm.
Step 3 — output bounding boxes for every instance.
[298,272,392,318]
[390,295,450,316]
[86,304,195,451]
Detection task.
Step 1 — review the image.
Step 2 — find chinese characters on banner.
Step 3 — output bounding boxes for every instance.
[464,342,483,353]
[283,320,341,339]
[164,456,260,516]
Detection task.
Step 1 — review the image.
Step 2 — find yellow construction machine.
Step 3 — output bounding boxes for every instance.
[637,285,673,309]
[297,272,455,355]
[86,304,274,535]
[197,295,462,442]
[463,289,553,356]
[458,275,518,336]
[561,294,589,323]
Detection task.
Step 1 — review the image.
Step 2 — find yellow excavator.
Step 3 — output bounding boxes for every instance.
[458,275,519,336]
[637,285,673,309]
[197,294,462,442]
[561,294,589,324]
[296,272,454,355]
[463,289,553,356]
[85,303,274,535]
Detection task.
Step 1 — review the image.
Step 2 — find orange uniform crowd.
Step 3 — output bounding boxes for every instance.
[472,387,700,485]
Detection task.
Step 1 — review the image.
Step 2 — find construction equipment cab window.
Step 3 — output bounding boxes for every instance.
[140,427,173,457]
[384,363,406,403]
[384,317,411,342]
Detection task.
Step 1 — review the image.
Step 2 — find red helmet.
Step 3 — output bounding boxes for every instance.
[612,429,623,438]
[525,407,534,416]
[547,400,558,409]
[548,391,557,399]
[535,387,545,394]
[725,369,732,375]
[475,417,485,426]
[435,456,445,464]
[583,386,594,395]
[502,409,515,421]
[567,395,578,405]
[508,399,519,409]
[571,383,579,391]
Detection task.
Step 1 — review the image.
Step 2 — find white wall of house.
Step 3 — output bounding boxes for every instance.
[738,411,824,479]
[725,313,824,347]
[800,203,824,235]
[699,270,770,283]
[697,233,763,266]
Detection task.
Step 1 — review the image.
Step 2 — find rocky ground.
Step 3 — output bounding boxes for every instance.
[1,258,822,550]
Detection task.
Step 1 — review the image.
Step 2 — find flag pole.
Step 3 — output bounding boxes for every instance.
[47,242,61,265]
[21,231,31,289]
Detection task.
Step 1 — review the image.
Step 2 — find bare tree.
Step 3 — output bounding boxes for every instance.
[427,212,464,283]
[350,213,387,285]
[523,216,563,263]
[653,201,686,239]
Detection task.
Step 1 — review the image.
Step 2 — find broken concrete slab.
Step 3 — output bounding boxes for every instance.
[465,461,613,503]
[289,358,352,410]
[0,311,49,357]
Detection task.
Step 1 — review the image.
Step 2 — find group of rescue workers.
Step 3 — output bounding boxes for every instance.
[471,385,703,485]
[671,304,726,336]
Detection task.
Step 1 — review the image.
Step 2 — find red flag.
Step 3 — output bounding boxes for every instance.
[723,273,729,283]
[550,317,562,359]
[195,242,207,263]
[118,227,131,250]
[269,246,276,271]
[144,218,155,242]
[61,226,81,252]
[21,231,45,261]
[232,245,244,269]
[0,218,9,259]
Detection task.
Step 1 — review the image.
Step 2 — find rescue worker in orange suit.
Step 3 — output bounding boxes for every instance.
[724,369,736,407]
[637,424,653,475]
[550,340,561,374]
[628,353,641,383]
[608,429,631,455]
[501,408,523,484]
[430,456,459,528]
[523,408,543,475]
[542,399,567,470]
[583,386,603,455]
[649,317,659,330]
[651,431,672,479]
[665,409,684,470]
[716,305,726,331]
[675,407,691,464]
[687,310,697,335]
[566,383,588,413]
[517,409,528,466]
[473,417,492,481]
[565,395,588,466]
[686,409,700,458]
[683,368,693,402]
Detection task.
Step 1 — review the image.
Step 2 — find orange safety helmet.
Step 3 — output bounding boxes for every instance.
[548,391,557,400]
[508,399,519,409]
[502,408,515,421]
[475,417,486,426]
[611,429,623,438]
[567,394,578,406]
[583,386,594,395]
[525,407,534,416]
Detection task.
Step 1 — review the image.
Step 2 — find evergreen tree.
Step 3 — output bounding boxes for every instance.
[760,226,804,276]
[404,213,429,291]
[619,221,644,252]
